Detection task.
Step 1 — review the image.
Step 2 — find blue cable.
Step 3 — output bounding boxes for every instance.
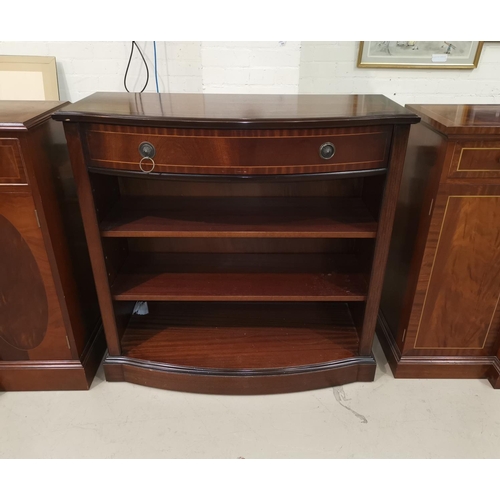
[153,41,159,93]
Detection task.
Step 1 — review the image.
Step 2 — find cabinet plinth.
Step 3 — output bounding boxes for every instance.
[55,92,419,394]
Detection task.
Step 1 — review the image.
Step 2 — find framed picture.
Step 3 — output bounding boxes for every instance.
[357,41,484,69]
[0,56,59,100]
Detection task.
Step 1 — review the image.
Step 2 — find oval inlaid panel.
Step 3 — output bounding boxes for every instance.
[0,214,48,350]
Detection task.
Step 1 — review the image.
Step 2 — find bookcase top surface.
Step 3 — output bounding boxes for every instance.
[53,92,419,129]
[407,104,500,136]
[0,101,66,131]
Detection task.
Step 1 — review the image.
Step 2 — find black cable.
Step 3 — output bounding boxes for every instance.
[124,41,149,93]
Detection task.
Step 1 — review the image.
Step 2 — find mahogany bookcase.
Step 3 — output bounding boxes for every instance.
[54,92,419,394]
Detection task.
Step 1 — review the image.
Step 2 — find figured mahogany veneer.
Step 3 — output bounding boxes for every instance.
[0,209,49,350]
[0,102,104,391]
[121,302,359,368]
[54,92,419,394]
[85,124,391,175]
[110,253,369,302]
[378,103,500,387]
[0,138,27,184]
[54,92,419,128]
[456,146,500,171]
[448,139,500,178]
[107,302,374,395]
[407,103,500,136]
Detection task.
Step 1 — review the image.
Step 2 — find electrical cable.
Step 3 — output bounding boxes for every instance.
[124,41,149,93]
[153,41,159,93]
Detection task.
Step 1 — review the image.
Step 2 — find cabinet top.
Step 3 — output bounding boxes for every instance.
[0,101,66,131]
[407,104,500,136]
[52,92,419,129]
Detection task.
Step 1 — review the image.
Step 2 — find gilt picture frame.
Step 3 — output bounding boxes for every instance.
[357,41,484,69]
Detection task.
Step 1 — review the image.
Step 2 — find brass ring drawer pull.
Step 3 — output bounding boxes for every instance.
[139,156,155,173]
[138,141,156,172]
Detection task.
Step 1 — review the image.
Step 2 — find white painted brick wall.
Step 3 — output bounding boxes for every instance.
[0,41,203,101]
[201,41,301,93]
[0,41,498,105]
[299,41,500,105]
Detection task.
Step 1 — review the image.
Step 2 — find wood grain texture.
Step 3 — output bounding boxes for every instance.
[61,92,416,393]
[378,104,500,385]
[0,107,104,390]
[53,93,419,129]
[379,121,447,352]
[127,237,354,255]
[120,302,359,368]
[117,173,364,198]
[0,323,105,391]
[100,197,378,238]
[377,311,500,385]
[406,184,500,356]
[457,147,500,171]
[43,118,101,347]
[0,138,27,184]
[0,192,69,361]
[407,104,500,136]
[85,123,391,175]
[448,139,500,178]
[103,358,376,395]
[414,195,500,349]
[359,124,411,355]
[110,253,369,302]
[0,212,48,350]
[89,167,388,183]
[0,101,65,131]
[63,122,122,356]
[22,121,90,359]
[0,362,92,391]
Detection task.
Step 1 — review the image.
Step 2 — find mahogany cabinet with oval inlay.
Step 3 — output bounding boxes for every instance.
[54,92,419,394]
[378,104,500,388]
[0,102,104,391]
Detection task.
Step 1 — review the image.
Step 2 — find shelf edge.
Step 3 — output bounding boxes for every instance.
[88,166,388,182]
[105,354,376,377]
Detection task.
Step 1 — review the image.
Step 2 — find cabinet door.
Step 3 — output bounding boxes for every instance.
[406,184,500,355]
[0,191,71,361]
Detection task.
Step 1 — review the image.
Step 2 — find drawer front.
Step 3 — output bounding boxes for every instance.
[85,124,392,175]
[0,138,27,185]
[449,140,500,178]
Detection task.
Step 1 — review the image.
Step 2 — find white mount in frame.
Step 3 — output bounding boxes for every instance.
[357,41,483,69]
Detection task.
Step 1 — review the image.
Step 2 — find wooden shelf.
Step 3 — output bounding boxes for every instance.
[111,253,369,302]
[100,197,378,238]
[121,302,360,369]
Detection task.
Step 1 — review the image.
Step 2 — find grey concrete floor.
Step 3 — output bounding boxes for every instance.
[1,337,499,458]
